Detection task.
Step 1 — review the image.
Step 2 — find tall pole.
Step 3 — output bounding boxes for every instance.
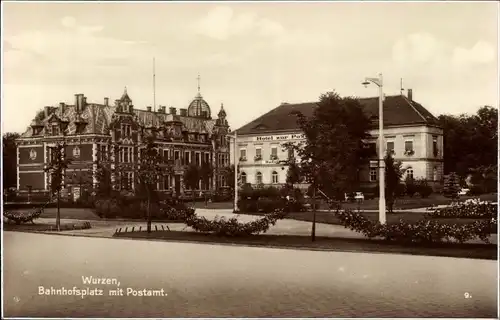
[378,74,386,224]
[233,131,239,212]
[153,57,156,112]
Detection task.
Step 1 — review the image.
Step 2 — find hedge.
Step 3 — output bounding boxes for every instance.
[425,199,497,219]
[4,208,43,225]
[184,208,288,237]
[335,209,497,244]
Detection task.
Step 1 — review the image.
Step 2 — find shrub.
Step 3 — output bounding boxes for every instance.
[416,179,433,198]
[184,208,288,237]
[425,199,497,219]
[3,208,43,224]
[335,208,497,244]
[405,176,417,197]
[443,172,460,200]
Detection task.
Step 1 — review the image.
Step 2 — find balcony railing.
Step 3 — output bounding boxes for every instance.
[404,149,415,156]
[254,155,262,161]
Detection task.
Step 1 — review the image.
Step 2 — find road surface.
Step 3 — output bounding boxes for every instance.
[3,232,498,318]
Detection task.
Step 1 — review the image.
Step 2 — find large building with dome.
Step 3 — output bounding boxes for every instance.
[15,85,232,199]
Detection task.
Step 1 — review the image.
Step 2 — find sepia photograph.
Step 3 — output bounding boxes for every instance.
[1,1,499,318]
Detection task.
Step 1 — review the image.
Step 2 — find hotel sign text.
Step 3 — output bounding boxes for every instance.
[254,134,305,142]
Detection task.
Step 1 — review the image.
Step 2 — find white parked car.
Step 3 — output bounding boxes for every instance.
[458,188,470,196]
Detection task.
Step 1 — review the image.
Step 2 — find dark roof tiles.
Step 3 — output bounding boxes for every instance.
[236,95,440,135]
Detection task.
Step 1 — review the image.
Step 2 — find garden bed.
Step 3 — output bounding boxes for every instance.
[114,230,497,260]
[242,210,498,234]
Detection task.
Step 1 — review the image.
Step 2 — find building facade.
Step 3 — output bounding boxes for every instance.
[16,88,231,198]
[231,90,444,190]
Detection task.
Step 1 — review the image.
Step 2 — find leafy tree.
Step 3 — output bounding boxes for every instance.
[443,172,461,200]
[283,91,371,240]
[199,161,213,190]
[439,106,497,177]
[44,142,72,231]
[286,162,302,188]
[3,132,20,190]
[183,164,201,205]
[133,137,173,233]
[384,151,403,213]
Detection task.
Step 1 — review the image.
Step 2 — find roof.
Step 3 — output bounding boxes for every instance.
[20,104,218,138]
[235,95,440,135]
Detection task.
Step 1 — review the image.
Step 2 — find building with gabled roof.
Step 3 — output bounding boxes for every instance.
[16,87,232,198]
[231,89,444,191]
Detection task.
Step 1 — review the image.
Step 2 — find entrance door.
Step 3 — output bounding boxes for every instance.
[174,175,181,195]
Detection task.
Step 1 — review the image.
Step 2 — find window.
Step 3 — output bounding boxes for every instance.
[433,167,439,181]
[195,152,200,166]
[160,175,170,190]
[406,168,414,179]
[256,148,262,156]
[51,124,60,136]
[121,172,133,190]
[271,147,278,160]
[256,172,262,184]
[287,147,294,160]
[405,140,413,152]
[240,149,246,160]
[433,136,438,157]
[99,145,107,161]
[370,168,377,182]
[119,146,133,163]
[185,151,190,165]
[241,172,247,184]
[386,141,395,154]
[205,153,210,165]
[272,171,279,184]
[121,124,131,137]
[175,150,180,161]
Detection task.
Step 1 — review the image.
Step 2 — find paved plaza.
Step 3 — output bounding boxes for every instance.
[3,231,498,318]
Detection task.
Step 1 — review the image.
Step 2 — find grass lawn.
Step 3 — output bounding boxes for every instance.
[114,230,497,260]
[191,193,497,210]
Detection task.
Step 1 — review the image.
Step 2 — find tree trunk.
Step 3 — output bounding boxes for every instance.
[56,190,61,231]
[311,186,316,242]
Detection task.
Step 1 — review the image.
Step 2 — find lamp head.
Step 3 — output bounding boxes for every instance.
[361,81,370,88]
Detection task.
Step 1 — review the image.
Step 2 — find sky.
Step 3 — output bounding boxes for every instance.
[2,1,499,134]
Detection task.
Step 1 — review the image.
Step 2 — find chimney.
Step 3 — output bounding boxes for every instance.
[75,94,79,110]
[59,102,66,115]
[407,89,413,101]
[104,97,109,106]
[158,106,164,113]
[76,94,84,112]
[169,107,176,115]
[44,106,51,118]
[180,108,187,116]
[82,96,87,110]
[146,106,152,112]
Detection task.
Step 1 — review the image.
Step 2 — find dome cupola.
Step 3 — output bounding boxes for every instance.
[187,74,211,119]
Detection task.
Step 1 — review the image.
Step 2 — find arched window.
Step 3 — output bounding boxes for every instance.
[240,172,247,185]
[272,171,279,184]
[256,172,262,184]
[406,167,414,179]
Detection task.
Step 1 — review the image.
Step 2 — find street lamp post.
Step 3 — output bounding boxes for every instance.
[362,73,386,224]
[232,131,239,212]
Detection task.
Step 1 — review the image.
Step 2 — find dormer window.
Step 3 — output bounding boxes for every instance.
[51,124,60,136]
[121,124,132,137]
